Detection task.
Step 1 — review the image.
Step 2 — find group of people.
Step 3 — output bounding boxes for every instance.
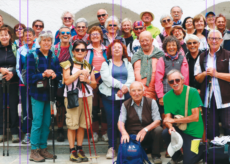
[0,5,230,164]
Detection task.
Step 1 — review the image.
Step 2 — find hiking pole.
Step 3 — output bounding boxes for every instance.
[2,78,5,156]
[6,81,10,156]
[49,77,55,163]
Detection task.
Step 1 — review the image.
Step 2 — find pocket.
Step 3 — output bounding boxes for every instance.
[65,113,73,127]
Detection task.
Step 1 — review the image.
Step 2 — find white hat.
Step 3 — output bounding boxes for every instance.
[167,131,183,157]
[140,10,154,21]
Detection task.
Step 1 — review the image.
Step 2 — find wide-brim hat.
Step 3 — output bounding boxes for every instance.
[140,10,154,21]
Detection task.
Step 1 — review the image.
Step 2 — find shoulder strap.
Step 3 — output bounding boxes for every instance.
[12,44,17,57]
[185,86,190,117]
[159,33,165,43]
[32,51,39,72]
[54,43,60,57]
[130,41,134,54]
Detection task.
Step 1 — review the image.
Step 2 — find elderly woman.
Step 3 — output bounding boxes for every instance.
[54,11,77,44]
[156,14,173,50]
[99,40,134,159]
[103,16,126,46]
[0,27,19,143]
[85,26,108,143]
[193,14,209,51]
[62,40,96,162]
[52,26,74,142]
[215,14,228,37]
[71,18,90,45]
[13,23,26,49]
[185,34,202,92]
[170,26,188,56]
[182,17,195,41]
[155,35,189,120]
[28,31,61,162]
[121,18,133,46]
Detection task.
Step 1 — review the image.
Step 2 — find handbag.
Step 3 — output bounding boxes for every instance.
[207,143,230,164]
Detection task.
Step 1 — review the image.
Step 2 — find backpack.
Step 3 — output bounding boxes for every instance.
[114,134,151,164]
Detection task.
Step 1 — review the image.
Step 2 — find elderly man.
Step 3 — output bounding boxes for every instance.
[215,14,228,37]
[195,30,230,139]
[205,11,216,31]
[170,6,183,26]
[118,81,163,164]
[127,21,159,58]
[162,69,204,164]
[0,15,3,27]
[97,9,108,34]
[131,31,164,100]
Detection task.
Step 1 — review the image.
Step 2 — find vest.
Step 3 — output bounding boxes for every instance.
[199,48,230,104]
[163,53,184,93]
[124,97,153,135]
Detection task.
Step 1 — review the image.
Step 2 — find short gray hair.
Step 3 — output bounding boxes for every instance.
[59,25,71,33]
[105,16,120,30]
[61,11,75,22]
[37,31,53,44]
[129,81,145,92]
[75,18,88,27]
[185,34,200,43]
[167,69,184,83]
[121,18,133,29]
[208,29,223,39]
[170,6,183,13]
[97,9,108,15]
[160,14,173,23]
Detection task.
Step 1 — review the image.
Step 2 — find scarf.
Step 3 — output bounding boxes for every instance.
[131,47,164,86]
[72,57,91,71]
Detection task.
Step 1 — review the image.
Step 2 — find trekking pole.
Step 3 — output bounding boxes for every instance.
[6,81,10,156]
[2,78,5,156]
[49,77,55,163]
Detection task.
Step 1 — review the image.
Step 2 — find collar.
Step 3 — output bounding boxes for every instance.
[173,20,182,25]
[208,47,220,56]
[131,97,144,107]
[87,43,107,50]
[187,50,202,59]
[180,40,185,45]
[165,52,180,60]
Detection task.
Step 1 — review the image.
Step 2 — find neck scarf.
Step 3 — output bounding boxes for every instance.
[72,57,91,71]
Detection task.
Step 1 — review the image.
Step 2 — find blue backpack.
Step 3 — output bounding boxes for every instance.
[114,134,151,164]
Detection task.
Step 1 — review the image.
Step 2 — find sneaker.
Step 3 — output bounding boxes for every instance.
[22,133,30,144]
[91,132,99,143]
[77,149,88,162]
[152,156,162,164]
[165,151,170,158]
[69,150,82,163]
[102,133,109,142]
[106,147,116,159]
[40,148,57,159]
[56,128,65,142]
[12,134,20,143]
[29,149,45,162]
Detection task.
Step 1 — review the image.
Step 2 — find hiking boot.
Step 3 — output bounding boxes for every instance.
[152,156,162,164]
[77,149,88,162]
[29,149,45,162]
[40,148,57,159]
[22,133,30,144]
[12,134,20,143]
[91,132,99,143]
[102,133,109,142]
[56,128,65,142]
[69,150,82,163]
[106,147,116,159]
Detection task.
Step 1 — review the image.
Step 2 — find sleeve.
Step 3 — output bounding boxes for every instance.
[118,103,128,123]
[54,56,62,81]
[155,35,162,50]
[127,43,133,58]
[151,99,161,121]
[100,61,124,89]
[190,88,203,109]
[153,38,160,48]
[181,57,189,85]
[163,94,170,114]
[155,57,165,98]
[16,49,23,83]
[124,62,135,88]
[194,56,202,76]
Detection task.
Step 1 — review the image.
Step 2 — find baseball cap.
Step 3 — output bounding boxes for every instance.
[205,11,215,18]
[167,131,183,157]
[140,10,154,21]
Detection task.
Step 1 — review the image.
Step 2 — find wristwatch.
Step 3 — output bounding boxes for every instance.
[144,128,148,132]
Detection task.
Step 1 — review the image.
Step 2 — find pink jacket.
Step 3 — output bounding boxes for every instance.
[155,53,189,99]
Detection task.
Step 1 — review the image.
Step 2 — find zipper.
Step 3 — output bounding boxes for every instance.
[5,47,7,68]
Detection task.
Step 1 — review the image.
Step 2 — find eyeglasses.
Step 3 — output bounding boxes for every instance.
[74,48,86,52]
[108,24,117,27]
[187,41,198,45]
[60,31,70,35]
[186,20,193,24]
[34,25,43,28]
[173,29,182,34]
[169,78,181,85]
[208,37,222,41]
[77,26,86,29]
[15,28,23,32]
[39,30,52,35]
[97,14,106,18]
[63,17,72,21]
[134,27,144,31]
[91,33,100,37]
[162,19,171,24]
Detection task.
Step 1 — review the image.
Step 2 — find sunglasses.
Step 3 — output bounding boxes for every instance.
[77,26,86,29]
[187,41,198,45]
[162,19,171,24]
[39,30,52,35]
[169,78,181,85]
[109,24,117,27]
[15,28,23,32]
[35,25,43,28]
[60,31,70,35]
[74,48,86,52]
[64,17,72,21]
[134,27,144,31]
[97,14,106,18]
